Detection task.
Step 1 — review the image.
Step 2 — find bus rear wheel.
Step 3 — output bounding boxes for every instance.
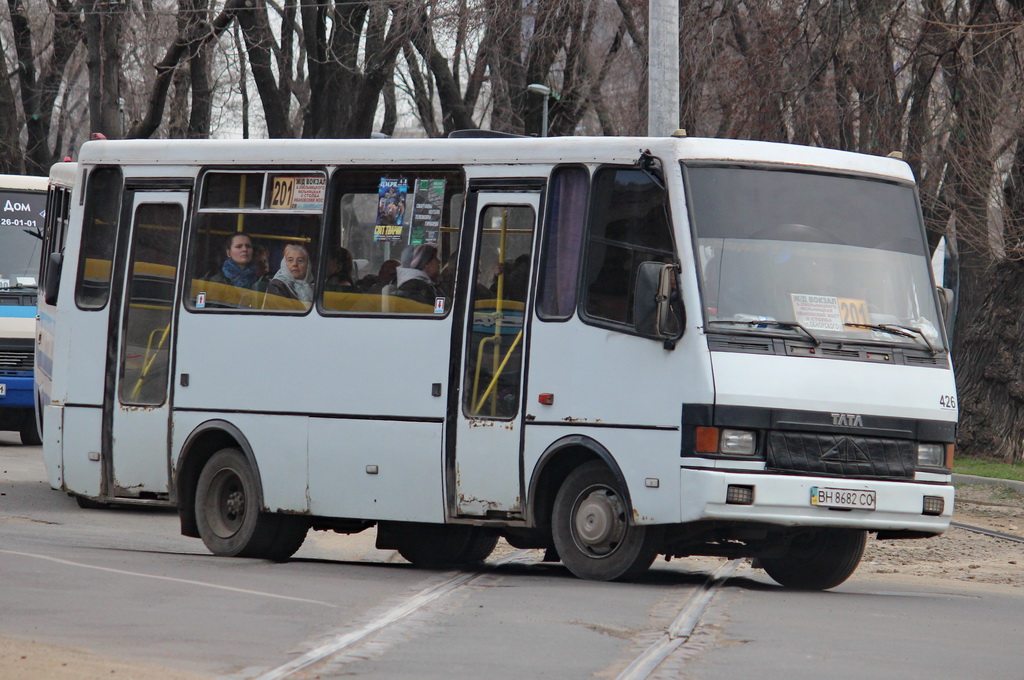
[759,528,866,590]
[393,524,499,568]
[551,461,658,581]
[195,447,307,562]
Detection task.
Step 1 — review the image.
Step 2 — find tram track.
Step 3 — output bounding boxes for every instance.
[252,553,744,680]
[616,559,741,680]
[254,519,1022,680]
[252,549,537,680]
[951,521,1024,544]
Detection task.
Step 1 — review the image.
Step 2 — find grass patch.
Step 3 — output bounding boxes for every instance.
[953,457,1024,483]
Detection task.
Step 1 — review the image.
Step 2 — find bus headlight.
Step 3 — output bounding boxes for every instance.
[917,443,945,467]
[720,429,757,456]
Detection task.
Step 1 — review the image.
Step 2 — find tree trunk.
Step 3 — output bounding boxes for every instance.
[0,10,22,173]
[236,0,291,138]
[127,0,244,139]
[953,260,1024,462]
[87,0,124,138]
[944,0,1015,460]
[409,8,476,135]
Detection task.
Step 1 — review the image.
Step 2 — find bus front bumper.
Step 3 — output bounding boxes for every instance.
[0,373,34,409]
[679,468,954,534]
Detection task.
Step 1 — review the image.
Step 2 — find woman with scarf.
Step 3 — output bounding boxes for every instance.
[208,233,258,289]
[265,243,315,308]
[396,244,445,309]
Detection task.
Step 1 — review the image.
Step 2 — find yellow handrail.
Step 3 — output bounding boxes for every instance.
[129,323,171,400]
[471,330,523,415]
[471,335,500,414]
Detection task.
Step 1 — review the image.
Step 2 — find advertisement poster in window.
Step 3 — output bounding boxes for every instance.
[409,179,445,246]
[374,178,407,242]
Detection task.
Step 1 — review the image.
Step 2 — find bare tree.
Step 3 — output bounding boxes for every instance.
[1,0,82,172]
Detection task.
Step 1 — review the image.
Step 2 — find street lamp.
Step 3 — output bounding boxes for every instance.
[527,83,552,137]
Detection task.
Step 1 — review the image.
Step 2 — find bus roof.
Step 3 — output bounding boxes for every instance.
[73,136,916,183]
[0,173,48,192]
[47,161,78,188]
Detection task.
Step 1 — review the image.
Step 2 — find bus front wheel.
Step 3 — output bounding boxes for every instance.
[195,447,307,561]
[551,461,658,581]
[759,528,866,590]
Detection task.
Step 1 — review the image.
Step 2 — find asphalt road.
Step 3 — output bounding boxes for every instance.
[1,432,1021,679]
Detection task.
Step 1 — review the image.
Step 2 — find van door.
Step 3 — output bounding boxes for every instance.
[107,191,188,500]
[451,189,541,517]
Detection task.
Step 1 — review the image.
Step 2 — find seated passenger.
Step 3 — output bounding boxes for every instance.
[266,243,315,303]
[207,232,257,288]
[252,244,271,292]
[324,246,359,293]
[366,259,400,293]
[395,245,445,307]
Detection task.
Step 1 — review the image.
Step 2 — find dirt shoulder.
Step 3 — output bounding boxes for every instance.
[861,482,1024,589]
[0,636,210,680]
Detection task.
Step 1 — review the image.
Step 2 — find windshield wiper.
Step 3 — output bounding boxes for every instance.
[844,323,937,355]
[708,319,821,346]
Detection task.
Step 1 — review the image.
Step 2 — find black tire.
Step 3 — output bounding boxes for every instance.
[395,524,499,568]
[19,417,41,446]
[551,461,658,581]
[760,528,866,590]
[74,494,109,509]
[195,447,307,561]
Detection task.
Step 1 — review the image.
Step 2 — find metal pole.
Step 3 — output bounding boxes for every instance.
[648,0,679,136]
[541,97,549,137]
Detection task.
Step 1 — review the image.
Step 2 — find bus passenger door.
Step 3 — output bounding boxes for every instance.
[453,191,541,517]
[108,192,188,500]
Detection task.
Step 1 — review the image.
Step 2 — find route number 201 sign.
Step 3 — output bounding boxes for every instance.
[268,176,326,211]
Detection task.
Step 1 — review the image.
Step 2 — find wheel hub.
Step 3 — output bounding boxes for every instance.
[573,487,625,556]
[225,490,244,519]
[205,469,246,538]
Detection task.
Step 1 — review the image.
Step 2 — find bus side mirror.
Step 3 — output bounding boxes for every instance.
[634,261,681,347]
[43,251,62,305]
[936,286,954,340]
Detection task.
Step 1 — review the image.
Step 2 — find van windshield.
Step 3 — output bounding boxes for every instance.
[0,189,45,287]
[685,165,944,351]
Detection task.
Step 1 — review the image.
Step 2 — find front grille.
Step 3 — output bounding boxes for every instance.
[0,349,33,371]
[767,431,916,480]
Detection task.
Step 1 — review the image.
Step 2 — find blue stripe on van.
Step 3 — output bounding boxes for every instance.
[0,307,36,318]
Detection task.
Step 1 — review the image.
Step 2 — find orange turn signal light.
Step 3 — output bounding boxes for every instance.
[695,426,720,454]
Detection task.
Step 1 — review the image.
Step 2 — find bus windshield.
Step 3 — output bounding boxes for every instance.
[686,165,944,351]
[0,188,46,288]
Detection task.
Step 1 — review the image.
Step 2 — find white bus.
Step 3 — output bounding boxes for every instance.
[0,173,48,444]
[37,135,957,588]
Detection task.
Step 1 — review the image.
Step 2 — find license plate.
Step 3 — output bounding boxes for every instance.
[810,486,876,510]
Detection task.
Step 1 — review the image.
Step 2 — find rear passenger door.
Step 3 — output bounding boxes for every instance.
[451,188,542,518]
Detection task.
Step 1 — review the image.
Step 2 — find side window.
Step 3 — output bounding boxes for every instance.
[320,168,464,316]
[40,188,59,281]
[60,188,71,252]
[40,186,70,305]
[537,165,589,319]
[463,203,537,419]
[119,203,184,405]
[185,171,325,312]
[582,167,674,326]
[75,166,124,310]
